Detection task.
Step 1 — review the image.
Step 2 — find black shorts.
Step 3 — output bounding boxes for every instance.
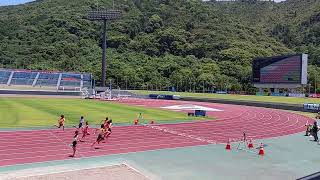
[78,123,83,128]
[72,141,77,147]
[97,134,104,141]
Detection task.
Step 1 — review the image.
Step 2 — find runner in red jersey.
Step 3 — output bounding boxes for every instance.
[80,121,90,142]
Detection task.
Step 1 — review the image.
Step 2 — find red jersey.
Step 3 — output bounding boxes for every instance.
[83,125,89,133]
[104,123,110,129]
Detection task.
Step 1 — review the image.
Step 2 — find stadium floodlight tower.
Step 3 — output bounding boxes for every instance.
[88,9,121,87]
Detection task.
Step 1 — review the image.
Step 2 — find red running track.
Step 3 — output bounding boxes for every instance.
[0,98,313,167]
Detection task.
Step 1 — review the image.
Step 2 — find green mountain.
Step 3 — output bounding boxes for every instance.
[0,0,319,92]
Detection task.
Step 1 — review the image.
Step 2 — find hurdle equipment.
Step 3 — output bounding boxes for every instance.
[248,139,254,149]
[258,143,265,156]
[225,139,231,150]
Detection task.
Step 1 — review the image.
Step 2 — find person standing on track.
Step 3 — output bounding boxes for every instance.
[54,115,65,131]
[312,121,319,142]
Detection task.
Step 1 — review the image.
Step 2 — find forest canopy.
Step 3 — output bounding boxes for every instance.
[0,0,320,92]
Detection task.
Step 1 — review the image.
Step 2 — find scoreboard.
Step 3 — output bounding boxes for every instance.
[252,54,308,85]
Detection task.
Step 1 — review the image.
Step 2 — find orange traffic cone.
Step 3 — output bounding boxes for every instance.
[225,139,231,150]
[248,139,254,149]
[258,143,264,156]
[134,119,139,125]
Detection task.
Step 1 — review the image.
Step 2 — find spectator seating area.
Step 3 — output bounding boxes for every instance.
[0,69,93,91]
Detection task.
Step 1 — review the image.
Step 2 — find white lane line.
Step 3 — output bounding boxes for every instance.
[143,123,217,144]
[48,131,84,158]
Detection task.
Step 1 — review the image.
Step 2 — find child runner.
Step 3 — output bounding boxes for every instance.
[91,124,106,147]
[103,119,111,129]
[108,119,113,129]
[106,119,112,138]
[78,116,85,129]
[54,115,65,131]
[100,117,109,125]
[73,116,85,129]
[71,130,79,157]
[104,119,112,138]
[80,121,90,142]
[305,123,313,136]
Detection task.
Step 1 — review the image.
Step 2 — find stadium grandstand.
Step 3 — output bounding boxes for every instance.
[0,68,93,91]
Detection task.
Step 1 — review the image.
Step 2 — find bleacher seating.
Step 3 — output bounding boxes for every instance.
[60,73,81,87]
[11,71,38,85]
[0,70,11,84]
[83,74,92,87]
[0,68,93,91]
[36,73,60,87]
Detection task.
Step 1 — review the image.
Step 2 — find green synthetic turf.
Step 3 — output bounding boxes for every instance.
[0,97,204,128]
[131,90,320,105]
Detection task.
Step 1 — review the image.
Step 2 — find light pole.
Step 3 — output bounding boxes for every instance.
[88,9,121,87]
[315,68,317,94]
[125,76,128,90]
[203,80,205,93]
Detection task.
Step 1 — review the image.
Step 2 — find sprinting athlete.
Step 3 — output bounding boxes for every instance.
[104,119,111,129]
[91,124,106,147]
[78,116,85,129]
[54,115,65,131]
[80,121,90,141]
[104,119,112,138]
[71,130,79,157]
[100,117,109,125]
[73,116,85,129]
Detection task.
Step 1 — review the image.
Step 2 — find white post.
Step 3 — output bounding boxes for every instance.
[32,72,40,87]
[7,71,14,86]
[57,73,62,90]
[80,74,84,90]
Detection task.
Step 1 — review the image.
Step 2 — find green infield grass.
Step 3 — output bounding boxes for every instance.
[130,90,320,105]
[0,97,204,128]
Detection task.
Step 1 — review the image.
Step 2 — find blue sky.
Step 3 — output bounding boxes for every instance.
[0,0,286,6]
[0,0,35,6]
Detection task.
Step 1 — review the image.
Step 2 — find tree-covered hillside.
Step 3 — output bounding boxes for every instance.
[0,0,319,92]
